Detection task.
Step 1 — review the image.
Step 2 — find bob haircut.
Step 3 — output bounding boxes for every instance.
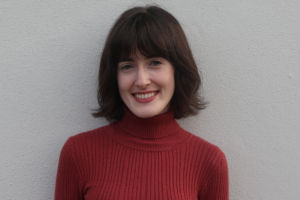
[93,5,207,122]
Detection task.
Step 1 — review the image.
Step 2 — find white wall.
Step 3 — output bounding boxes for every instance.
[1,0,299,199]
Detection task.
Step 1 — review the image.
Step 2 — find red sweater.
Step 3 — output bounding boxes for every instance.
[55,108,229,199]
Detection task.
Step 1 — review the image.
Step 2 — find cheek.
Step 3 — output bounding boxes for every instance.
[159,69,175,93]
[117,74,132,95]
[117,74,124,95]
[169,68,175,92]
[152,75,175,99]
[168,77,175,96]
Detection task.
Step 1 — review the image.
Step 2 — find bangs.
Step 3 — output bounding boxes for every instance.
[111,12,170,63]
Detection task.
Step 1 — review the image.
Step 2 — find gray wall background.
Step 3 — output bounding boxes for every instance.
[1,0,300,199]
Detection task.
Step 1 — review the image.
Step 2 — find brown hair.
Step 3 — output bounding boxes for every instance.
[92,5,207,122]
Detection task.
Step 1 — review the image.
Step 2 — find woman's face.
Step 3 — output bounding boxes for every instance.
[117,50,175,118]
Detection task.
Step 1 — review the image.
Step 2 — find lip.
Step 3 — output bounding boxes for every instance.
[132,91,159,103]
[132,90,158,94]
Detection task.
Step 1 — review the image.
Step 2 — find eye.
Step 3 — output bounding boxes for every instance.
[150,60,162,66]
[120,64,134,71]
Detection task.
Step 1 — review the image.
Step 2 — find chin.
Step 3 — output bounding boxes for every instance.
[130,107,162,118]
[133,111,158,118]
[127,103,171,118]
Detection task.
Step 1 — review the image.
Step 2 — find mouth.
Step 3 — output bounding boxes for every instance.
[133,91,158,99]
[132,91,159,102]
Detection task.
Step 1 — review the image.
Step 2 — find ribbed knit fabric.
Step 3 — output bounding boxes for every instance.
[54,107,229,200]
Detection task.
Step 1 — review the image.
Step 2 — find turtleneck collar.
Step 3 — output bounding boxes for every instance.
[106,106,192,151]
[117,106,179,139]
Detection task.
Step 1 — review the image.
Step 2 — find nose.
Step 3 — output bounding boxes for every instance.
[135,67,150,89]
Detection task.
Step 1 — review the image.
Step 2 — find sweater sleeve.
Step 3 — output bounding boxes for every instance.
[198,151,229,200]
[54,138,84,200]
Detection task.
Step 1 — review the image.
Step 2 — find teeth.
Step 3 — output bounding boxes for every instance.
[135,92,156,99]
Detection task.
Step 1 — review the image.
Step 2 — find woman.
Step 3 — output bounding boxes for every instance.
[55,5,228,200]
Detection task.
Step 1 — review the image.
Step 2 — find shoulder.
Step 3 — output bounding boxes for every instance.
[60,124,114,157]
[57,124,116,173]
[183,131,227,168]
[188,132,225,155]
[181,131,228,189]
[65,124,115,146]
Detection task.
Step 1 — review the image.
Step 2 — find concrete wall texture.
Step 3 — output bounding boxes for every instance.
[1,0,299,199]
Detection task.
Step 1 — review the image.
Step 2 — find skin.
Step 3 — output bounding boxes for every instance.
[117,50,175,118]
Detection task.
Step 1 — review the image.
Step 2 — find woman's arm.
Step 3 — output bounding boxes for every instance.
[54,138,84,200]
[198,152,229,200]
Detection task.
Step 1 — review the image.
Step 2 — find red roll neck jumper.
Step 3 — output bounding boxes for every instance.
[54,107,229,200]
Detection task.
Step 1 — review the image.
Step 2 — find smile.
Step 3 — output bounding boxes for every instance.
[132,91,159,103]
[134,91,157,99]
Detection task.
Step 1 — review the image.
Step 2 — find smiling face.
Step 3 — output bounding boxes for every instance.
[117,50,175,118]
